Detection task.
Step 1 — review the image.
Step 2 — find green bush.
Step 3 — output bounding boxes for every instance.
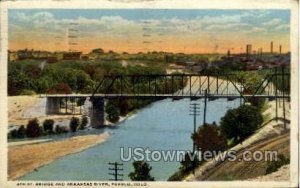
[192,122,227,154]
[25,118,42,138]
[168,151,201,181]
[70,117,80,132]
[179,152,201,173]
[168,171,185,181]
[9,129,18,139]
[20,89,36,95]
[129,161,155,181]
[55,124,69,134]
[79,116,88,130]
[43,119,54,134]
[17,125,26,138]
[220,105,263,145]
[55,125,62,134]
[105,100,120,123]
[265,154,289,174]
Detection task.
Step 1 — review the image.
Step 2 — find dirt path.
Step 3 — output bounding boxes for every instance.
[8,132,110,180]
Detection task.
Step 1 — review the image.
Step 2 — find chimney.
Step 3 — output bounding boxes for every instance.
[227,50,230,58]
[246,44,252,57]
[271,41,273,54]
[279,45,282,54]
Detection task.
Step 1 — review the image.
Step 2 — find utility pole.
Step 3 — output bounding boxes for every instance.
[189,103,200,175]
[189,103,200,151]
[108,162,123,181]
[275,68,278,121]
[281,66,286,130]
[203,89,208,125]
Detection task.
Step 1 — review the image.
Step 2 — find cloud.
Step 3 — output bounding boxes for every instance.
[274,24,290,31]
[246,10,271,18]
[8,10,290,53]
[262,18,282,26]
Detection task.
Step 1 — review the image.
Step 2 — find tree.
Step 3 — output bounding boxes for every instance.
[47,83,72,94]
[55,124,68,134]
[118,99,133,116]
[25,118,42,138]
[129,161,155,181]
[70,117,80,132]
[79,116,88,130]
[105,100,120,123]
[179,152,201,174]
[43,119,54,134]
[220,105,263,145]
[192,122,227,154]
[265,154,289,174]
[55,125,63,134]
[17,125,26,138]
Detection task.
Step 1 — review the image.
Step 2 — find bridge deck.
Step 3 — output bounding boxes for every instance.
[42,94,290,99]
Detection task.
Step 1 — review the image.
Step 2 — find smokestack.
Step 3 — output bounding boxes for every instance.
[271,41,273,54]
[279,45,282,54]
[227,50,230,58]
[246,44,252,57]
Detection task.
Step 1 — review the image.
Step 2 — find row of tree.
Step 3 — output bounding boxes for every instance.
[8,60,167,96]
[8,116,89,139]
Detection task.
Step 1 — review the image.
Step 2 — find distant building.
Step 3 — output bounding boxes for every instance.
[271,41,273,54]
[92,48,104,54]
[62,52,82,60]
[246,44,252,56]
[8,51,18,62]
[17,49,34,60]
[279,45,282,54]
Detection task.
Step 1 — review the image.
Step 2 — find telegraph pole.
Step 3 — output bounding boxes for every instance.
[275,67,278,121]
[108,162,123,181]
[189,103,200,175]
[203,89,208,125]
[281,66,286,130]
[189,103,200,151]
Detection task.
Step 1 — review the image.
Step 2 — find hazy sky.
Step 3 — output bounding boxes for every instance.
[8,9,290,54]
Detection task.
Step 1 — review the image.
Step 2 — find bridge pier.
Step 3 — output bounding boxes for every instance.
[46,97,61,115]
[90,97,105,128]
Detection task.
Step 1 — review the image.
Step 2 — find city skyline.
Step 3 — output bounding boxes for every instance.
[8,9,290,54]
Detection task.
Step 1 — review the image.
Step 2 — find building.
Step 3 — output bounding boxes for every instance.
[62,52,82,60]
[271,41,273,54]
[8,51,18,62]
[246,44,252,56]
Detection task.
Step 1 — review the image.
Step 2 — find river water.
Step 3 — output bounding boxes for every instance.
[19,98,240,181]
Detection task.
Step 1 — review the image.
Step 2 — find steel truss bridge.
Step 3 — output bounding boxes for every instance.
[43,68,290,127]
[45,71,290,101]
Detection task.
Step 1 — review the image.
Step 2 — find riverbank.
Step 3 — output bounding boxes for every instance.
[8,132,110,180]
[8,95,40,125]
[8,95,83,127]
[184,100,290,181]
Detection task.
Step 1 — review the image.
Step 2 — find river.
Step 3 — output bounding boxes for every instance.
[19,97,240,181]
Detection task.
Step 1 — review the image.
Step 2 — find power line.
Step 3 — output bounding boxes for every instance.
[108,162,123,181]
[189,103,200,175]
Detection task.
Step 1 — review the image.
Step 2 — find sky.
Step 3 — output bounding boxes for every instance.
[8,9,290,54]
